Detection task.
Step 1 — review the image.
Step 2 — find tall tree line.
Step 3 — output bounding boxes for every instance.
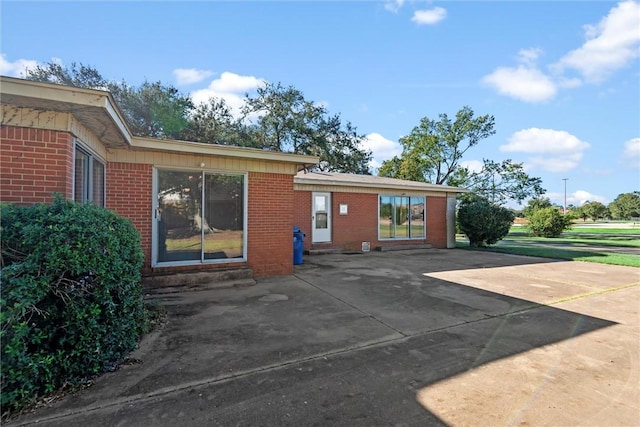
[25,62,372,174]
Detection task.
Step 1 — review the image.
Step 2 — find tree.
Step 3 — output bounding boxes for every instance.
[179,97,247,146]
[457,195,515,247]
[242,82,372,173]
[25,62,193,139]
[25,60,108,88]
[110,80,193,139]
[313,115,372,174]
[608,192,640,220]
[522,197,553,218]
[379,107,545,204]
[379,106,496,185]
[25,62,372,172]
[528,207,572,237]
[451,159,546,205]
[581,201,609,221]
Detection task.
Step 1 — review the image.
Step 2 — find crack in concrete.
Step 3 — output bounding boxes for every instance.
[293,273,409,338]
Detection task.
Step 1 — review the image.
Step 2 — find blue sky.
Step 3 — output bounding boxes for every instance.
[2,0,639,208]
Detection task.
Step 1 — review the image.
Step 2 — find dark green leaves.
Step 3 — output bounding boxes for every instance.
[1,197,145,415]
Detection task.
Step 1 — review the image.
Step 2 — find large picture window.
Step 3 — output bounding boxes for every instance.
[74,145,105,207]
[155,169,246,265]
[379,195,425,240]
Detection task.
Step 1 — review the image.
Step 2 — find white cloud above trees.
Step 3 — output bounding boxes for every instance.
[553,0,640,83]
[0,54,38,78]
[623,137,640,168]
[548,190,609,206]
[482,65,557,103]
[501,128,590,173]
[362,132,402,170]
[190,71,266,117]
[173,68,214,85]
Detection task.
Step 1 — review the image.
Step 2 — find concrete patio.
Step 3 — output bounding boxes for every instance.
[8,249,639,426]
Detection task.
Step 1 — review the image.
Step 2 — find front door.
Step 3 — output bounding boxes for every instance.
[312,192,331,243]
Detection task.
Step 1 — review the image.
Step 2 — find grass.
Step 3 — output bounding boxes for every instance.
[503,235,640,248]
[457,241,638,267]
[511,226,640,235]
[165,230,243,252]
[457,229,639,268]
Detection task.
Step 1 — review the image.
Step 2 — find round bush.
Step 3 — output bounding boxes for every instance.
[458,195,515,247]
[528,207,572,237]
[1,197,145,414]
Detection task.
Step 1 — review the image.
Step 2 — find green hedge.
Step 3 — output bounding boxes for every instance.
[458,195,515,247]
[1,198,145,414]
[528,207,573,237]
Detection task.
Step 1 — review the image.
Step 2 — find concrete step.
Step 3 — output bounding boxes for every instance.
[375,244,432,252]
[308,248,342,255]
[142,268,255,295]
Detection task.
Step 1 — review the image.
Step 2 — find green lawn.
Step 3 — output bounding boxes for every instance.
[456,241,639,267]
[511,227,640,235]
[503,235,640,248]
[457,229,639,268]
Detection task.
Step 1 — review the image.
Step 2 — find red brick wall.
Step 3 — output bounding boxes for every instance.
[248,172,294,277]
[0,125,73,204]
[426,196,447,248]
[293,190,312,246]
[293,191,450,251]
[106,162,153,269]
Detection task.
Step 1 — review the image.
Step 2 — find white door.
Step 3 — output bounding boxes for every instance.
[312,192,331,243]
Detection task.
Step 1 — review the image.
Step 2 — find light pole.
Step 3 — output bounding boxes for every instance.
[563,178,568,215]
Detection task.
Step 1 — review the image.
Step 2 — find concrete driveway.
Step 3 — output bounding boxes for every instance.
[8,249,639,426]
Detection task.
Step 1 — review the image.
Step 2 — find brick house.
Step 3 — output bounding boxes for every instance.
[293,172,465,253]
[0,76,318,278]
[1,76,466,281]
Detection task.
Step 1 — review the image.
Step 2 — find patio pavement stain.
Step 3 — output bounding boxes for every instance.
[7,249,639,426]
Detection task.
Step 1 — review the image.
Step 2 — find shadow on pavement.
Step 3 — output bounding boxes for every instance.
[7,249,622,426]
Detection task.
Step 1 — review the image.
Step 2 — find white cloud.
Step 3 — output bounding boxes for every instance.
[555,0,640,83]
[526,154,585,173]
[412,7,447,25]
[362,132,402,170]
[460,160,484,173]
[190,71,266,117]
[482,66,557,103]
[623,137,640,168]
[485,1,640,102]
[384,0,404,13]
[0,54,39,77]
[572,190,609,205]
[173,68,214,85]
[501,128,590,172]
[517,48,543,66]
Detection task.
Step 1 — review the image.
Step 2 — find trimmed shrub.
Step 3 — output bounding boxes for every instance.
[458,195,515,247]
[528,207,572,237]
[1,197,145,415]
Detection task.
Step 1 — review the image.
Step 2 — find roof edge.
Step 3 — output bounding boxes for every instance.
[131,136,320,165]
[294,173,469,193]
[0,76,132,147]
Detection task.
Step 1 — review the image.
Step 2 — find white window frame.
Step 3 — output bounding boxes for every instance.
[72,141,106,207]
[378,194,426,240]
[151,167,248,267]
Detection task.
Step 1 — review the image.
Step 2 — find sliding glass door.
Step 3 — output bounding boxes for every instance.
[154,169,246,265]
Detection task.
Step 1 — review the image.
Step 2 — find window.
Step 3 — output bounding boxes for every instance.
[155,169,246,265]
[74,145,105,206]
[379,195,425,240]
